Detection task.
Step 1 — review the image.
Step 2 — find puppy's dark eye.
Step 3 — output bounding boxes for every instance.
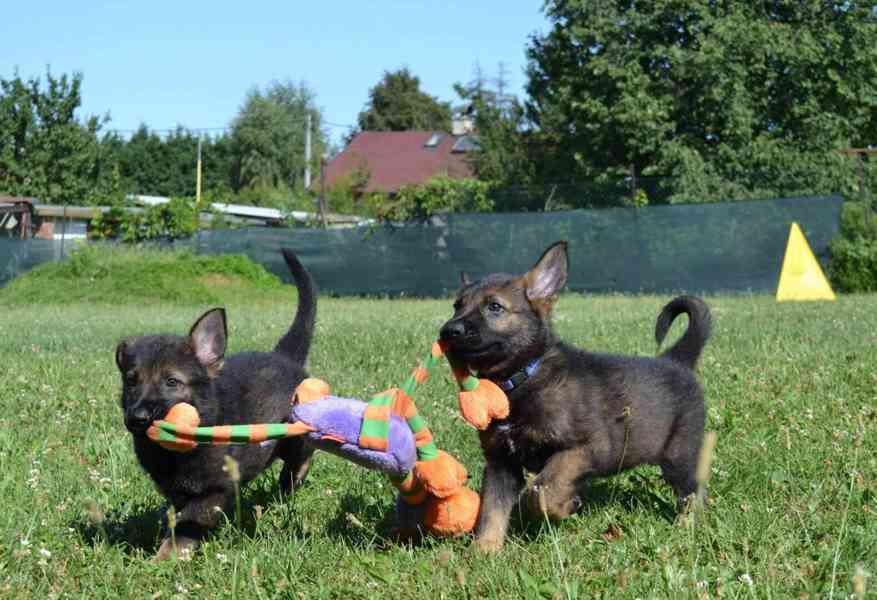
[124,373,137,386]
[165,377,181,388]
[487,301,504,314]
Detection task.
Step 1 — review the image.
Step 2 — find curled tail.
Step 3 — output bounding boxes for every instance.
[655,295,712,370]
[274,248,317,365]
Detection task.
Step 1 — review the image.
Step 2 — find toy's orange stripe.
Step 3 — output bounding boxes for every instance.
[414,428,434,448]
[211,426,232,442]
[295,378,331,404]
[359,435,388,451]
[321,433,346,444]
[433,341,446,357]
[413,366,430,385]
[249,424,268,442]
[394,472,417,493]
[391,390,417,420]
[286,422,315,436]
[363,403,391,423]
[393,475,427,505]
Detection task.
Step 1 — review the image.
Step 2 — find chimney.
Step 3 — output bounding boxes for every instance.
[452,115,474,136]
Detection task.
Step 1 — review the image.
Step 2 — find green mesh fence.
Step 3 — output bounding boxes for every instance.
[0,195,844,296]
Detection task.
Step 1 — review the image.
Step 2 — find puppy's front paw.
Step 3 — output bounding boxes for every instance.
[153,536,199,562]
[472,535,505,554]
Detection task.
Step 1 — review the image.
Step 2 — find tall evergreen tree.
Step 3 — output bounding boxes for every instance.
[356,68,452,133]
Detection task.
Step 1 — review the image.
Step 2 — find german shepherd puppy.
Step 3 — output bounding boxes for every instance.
[439,241,712,552]
[116,249,317,560]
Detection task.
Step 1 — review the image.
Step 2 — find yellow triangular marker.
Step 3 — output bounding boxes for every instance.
[776,222,836,301]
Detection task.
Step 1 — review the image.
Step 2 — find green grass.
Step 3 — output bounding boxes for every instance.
[0,292,873,599]
[0,245,288,306]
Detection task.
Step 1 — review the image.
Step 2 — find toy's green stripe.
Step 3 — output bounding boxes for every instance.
[424,353,441,370]
[159,422,177,434]
[195,428,217,443]
[360,419,389,440]
[229,425,251,443]
[417,442,439,462]
[406,414,427,434]
[158,428,178,443]
[266,423,289,439]
[388,473,408,485]
[461,376,479,391]
[401,376,417,396]
[369,394,393,406]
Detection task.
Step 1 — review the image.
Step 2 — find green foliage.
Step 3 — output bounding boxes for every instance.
[829,199,877,292]
[355,68,452,134]
[88,197,198,242]
[110,125,235,198]
[454,63,535,193]
[231,80,326,192]
[0,244,285,305]
[526,1,877,198]
[0,69,116,204]
[372,176,494,222]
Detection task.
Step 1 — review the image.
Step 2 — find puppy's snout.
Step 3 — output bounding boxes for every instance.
[126,405,155,433]
[440,320,468,342]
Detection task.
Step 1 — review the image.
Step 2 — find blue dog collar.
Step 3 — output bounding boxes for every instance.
[499,357,543,392]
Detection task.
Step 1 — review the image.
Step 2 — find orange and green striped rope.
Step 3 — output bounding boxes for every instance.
[148,420,315,449]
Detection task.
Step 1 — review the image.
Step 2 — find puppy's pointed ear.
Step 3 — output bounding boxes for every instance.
[459,271,471,286]
[189,308,227,373]
[524,241,568,303]
[115,339,131,372]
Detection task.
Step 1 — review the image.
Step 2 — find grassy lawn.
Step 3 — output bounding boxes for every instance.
[0,291,873,599]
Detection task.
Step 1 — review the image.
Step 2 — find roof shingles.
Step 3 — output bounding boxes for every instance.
[323,131,475,194]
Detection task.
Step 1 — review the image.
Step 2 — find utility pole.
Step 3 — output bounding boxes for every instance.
[304,113,312,189]
[319,155,328,228]
[196,137,203,208]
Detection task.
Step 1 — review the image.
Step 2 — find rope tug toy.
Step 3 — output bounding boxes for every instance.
[147,340,509,538]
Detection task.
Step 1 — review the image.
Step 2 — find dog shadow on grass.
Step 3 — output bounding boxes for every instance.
[71,484,308,556]
[510,475,679,544]
[322,492,400,549]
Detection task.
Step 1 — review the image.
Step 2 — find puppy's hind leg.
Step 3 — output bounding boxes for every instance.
[526,446,593,520]
[155,489,231,561]
[277,437,314,497]
[660,408,705,510]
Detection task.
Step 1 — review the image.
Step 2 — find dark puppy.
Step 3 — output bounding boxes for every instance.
[116,249,317,560]
[439,242,712,552]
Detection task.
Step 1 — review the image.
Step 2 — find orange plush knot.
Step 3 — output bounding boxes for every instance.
[294,378,330,405]
[458,378,509,430]
[414,450,467,498]
[157,402,200,452]
[424,487,480,537]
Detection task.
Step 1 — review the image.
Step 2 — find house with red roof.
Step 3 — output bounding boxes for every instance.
[322,127,480,195]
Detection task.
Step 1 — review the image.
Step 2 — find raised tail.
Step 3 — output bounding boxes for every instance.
[655,295,712,370]
[274,248,317,366]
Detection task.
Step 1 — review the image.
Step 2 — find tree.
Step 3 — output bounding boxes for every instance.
[230,80,327,192]
[526,1,875,201]
[0,70,116,204]
[454,63,535,204]
[356,68,452,133]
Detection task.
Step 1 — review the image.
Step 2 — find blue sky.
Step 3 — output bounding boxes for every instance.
[2,1,549,145]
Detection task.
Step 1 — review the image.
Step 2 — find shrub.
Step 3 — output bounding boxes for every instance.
[828,199,877,292]
[0,244,287,305]
[89,197,198,242]
[369,176,494,222]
